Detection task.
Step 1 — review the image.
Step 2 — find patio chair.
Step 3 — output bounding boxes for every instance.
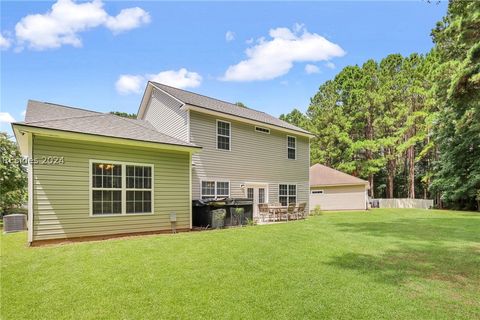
[286,203,296,221]
[258,203,270,222]
[296,203,307,219]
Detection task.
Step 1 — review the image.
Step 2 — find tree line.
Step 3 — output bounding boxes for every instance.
[280,0,479,210]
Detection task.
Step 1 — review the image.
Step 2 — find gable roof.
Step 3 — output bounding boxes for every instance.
[15,100,199,149]
[150,82,312,136]
[310,163,369,187]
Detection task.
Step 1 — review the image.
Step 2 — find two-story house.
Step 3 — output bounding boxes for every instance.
[12,82,311,245]
[137,82,312,219]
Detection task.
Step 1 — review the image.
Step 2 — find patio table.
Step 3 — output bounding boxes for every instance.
[267,205,288,222]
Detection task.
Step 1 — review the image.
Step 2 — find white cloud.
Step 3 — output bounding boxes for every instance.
[115,74,144,95]
[105,7,150,34]
[0,33,11,50]
[0,112,16,123]
[21,110,26,117]
[115,68,202,95]
[14,0,150,50]
[305,64,320,74]
[225,31,235,42]
[325,61,336,69]
[221,24,345,82]
[147,68,202,89]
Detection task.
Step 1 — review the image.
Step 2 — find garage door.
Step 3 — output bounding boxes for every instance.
[310,185,367,211]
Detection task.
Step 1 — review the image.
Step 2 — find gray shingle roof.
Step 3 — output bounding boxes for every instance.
[18,100,198,148]
[151,82,312,135]
[310,164,369,187]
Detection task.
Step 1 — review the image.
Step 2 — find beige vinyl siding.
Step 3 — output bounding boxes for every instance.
[32,135,190,241]
[190,111,309,209]
[143,89,188,141]
[310,185,367,211]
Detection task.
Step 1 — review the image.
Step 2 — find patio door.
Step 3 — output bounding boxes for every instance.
[245,184,268,219]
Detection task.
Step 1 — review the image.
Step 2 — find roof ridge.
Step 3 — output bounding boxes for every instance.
[25,113,106,124]
[152,82,272,116]
[28,99,102,114]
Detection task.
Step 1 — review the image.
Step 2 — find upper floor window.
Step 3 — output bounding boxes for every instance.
[287,136,296,160]
[217,120,231,150]
[91,161,153,216]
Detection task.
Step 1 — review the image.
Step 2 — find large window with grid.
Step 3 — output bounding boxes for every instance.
[90,161,153,216]
[217,120,231,150]
[201,180,230,199]
[287,136,296,160]
[279,184,296,206]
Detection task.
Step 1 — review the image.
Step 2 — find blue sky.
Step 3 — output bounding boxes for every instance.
[1,1,448,135]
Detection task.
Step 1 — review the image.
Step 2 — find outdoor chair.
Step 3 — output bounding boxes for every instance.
[296,203,307,219]
[258,203,270,222]
[287,203,296,221]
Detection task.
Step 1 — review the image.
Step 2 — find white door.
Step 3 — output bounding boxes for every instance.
[246,184,268,219]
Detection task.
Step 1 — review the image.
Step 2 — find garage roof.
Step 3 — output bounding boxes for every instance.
[310,164,369,187]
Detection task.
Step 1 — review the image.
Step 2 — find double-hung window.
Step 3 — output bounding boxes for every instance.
[287,136,296,160]
[217,120,231,150]
[91,161,153,216]
[279,184,296,206]
[201,180,230,199]
[126,165,152,214]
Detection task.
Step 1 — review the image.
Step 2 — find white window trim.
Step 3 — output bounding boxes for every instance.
[244,182,269,204]
[200,179,230,199]
[287,135,296,160]
[311,190,324,195]
[278,183,297,205]
[89,159,154,217]
[255,126,270,134]
[216,120,231,151]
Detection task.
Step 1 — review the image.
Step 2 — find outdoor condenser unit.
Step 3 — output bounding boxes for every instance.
[3,214,27,233]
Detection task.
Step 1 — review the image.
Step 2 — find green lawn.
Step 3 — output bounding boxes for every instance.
[1,209,479,319]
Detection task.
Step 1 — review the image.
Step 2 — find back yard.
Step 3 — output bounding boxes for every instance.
[1,209,479,319]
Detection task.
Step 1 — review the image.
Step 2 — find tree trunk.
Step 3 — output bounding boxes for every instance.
[386,158,395,198]
[369,174,374,198]
[407,145,415,198]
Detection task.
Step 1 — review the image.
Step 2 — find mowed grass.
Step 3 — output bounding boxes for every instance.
[1,209,479,319]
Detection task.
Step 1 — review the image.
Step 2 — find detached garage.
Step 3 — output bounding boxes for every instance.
[310,164,369,211]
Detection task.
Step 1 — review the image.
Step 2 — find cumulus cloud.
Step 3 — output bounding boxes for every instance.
[305,64,320,74]
[325,61,336,69]
[225,31,235,42]
[115,74,144,95]
[115,68,202,95]
[221,24,345,81]
[0,112,16,123]
[14,0,150,50]
[21,110,26,117]
[0,33,11,50]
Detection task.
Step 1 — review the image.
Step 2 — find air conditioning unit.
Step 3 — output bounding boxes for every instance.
[3,214,27,233]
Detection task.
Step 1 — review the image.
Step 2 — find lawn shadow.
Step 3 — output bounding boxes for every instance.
[334,216,480,243]
[327,245,480,287]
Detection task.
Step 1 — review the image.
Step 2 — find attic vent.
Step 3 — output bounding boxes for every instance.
[255,126,270,134]
[3,214,27,233]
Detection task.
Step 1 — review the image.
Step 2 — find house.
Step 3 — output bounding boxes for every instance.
[138,82,312,219]
[12,83,311,244]
[309,164,369,211]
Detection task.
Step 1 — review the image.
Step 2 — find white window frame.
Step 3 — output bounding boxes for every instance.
[201,179,230,199]
[278,183,297,205]
[89,159,154,217]
[216,120,231,151]
[255,126,270,134]
[311,190,324,195]
[287,135,296,160]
